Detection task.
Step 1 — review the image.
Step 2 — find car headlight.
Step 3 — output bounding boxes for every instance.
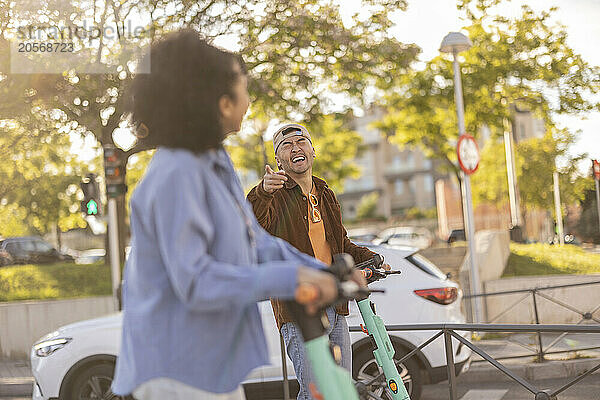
[33,337,72,357]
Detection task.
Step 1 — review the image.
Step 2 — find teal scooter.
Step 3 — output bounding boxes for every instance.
[285,254,409,400]
[354,255,410,400]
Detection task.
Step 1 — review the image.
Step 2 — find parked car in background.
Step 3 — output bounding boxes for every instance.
[75,248,106,265]
[30,244,470,400]
[446,229,466,244]
[373,226,433,250]
[346,227,379,243]
[0,236,74,265]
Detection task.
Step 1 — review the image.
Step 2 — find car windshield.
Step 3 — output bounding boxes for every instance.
[406,253,448,281]
[34,240,54,252]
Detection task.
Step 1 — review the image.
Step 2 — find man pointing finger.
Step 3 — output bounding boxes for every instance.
[263,164,287,193]
[247,123,388,400]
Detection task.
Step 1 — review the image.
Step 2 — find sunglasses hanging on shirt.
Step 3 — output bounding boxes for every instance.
[308,193,321,223]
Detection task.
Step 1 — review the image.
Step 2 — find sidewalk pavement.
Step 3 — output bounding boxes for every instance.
[1,333,599,397]
[0,360,32,398]
[458,332,600,384]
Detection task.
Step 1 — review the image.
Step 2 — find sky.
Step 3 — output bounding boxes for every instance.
[334,0,600,172]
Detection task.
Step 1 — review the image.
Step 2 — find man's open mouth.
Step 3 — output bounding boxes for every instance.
[292,155,306,163]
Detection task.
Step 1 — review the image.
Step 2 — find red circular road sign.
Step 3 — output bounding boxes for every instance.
[457,134,480,175]
[593,159,600,180]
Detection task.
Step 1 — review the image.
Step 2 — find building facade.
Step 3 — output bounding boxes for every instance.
[338,109,442,220]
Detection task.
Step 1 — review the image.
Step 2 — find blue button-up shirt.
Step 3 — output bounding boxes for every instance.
[112,147,323,395]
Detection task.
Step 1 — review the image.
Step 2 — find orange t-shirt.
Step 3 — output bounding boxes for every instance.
[306,187,332,265]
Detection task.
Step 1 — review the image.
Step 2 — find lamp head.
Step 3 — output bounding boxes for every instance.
[440,32,472,54]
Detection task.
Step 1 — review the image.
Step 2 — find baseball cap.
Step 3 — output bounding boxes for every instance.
[273,123,312,154]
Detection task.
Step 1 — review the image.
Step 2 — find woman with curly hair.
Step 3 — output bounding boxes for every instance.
[111,29,341,400]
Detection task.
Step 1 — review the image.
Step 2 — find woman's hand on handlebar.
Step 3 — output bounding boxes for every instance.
[382,263,391,271]
[295,267,338,315]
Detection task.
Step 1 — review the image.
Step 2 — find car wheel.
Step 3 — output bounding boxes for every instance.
[353,344,423,400]
[67,363,132,400]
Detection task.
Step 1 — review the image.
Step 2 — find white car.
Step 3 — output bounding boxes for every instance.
[31,244,470,400]
[74,249,106,265]
[373,227,434,250]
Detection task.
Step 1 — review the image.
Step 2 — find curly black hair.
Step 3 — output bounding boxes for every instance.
[128,29,247,152]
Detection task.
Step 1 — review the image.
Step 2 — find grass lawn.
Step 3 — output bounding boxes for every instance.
[503,243,600,277]
[0,262,112,302]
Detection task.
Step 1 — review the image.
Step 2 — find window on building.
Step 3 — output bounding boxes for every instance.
[394,179,404,195]
[406,153,414,169]
[408,178,416,194]
[423,174,434,192]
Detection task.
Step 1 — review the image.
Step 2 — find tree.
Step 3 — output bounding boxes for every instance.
[356,192,379,220]
[0,117,90,236]
[227,114,364,191]
[576,188,600,244]
[376,2,600,181]
[0,1,420,251]
[1,0,419,152]
[471,129,591,211]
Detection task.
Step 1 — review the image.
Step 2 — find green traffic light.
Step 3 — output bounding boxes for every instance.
[86,199,98,215]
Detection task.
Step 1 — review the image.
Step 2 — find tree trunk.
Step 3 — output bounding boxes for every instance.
[455,170,467,232]
[117,194,128,266]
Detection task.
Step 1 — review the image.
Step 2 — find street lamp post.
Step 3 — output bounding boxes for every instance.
[440,32,483,324]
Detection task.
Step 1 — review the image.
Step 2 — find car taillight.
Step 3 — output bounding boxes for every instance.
[414,287,458,305]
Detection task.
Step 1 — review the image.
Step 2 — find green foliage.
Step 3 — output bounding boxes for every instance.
[575,189,600,244]
[242,1,418,120]
[0,1,420,234]
[229,114,363,192]
[307,115,363,192]
[377,5,600,180]
[0,0,419,146]
[356,192,379,220]
[0,118,89,235]
[226,119,275,179]
[517,130,587,211]
[471,130,591,211]
[470,138,509,206]
[0,262,112,302]
[403,207,438,220]
[0,204,29,236]
[503,243,600,277]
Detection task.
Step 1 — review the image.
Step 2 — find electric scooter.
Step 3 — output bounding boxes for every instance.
[285,254,408,400]
[285,254,376,400]
[354,255,411,400]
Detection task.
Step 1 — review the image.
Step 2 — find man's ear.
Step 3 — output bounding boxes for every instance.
[274,156,282,170]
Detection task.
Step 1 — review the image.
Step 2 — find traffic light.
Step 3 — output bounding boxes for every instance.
[104,144,127,198]
[80,173,101,216]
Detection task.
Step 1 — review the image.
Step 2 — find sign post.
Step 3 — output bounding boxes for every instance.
[593,160,600,234]
[553,172,564,246]
[457,134,481,324]
[103,144,126,311]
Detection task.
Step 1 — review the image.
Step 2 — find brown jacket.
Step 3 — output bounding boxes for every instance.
[247,175,376,330]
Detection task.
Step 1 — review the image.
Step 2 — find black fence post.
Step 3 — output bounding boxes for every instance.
[531,290,545,362]
[444,329,458,400]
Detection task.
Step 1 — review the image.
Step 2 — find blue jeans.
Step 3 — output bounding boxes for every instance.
[280,307,352,400]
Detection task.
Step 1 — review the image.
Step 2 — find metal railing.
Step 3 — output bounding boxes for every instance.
[350,323,600,400]
[463,280,600,362]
